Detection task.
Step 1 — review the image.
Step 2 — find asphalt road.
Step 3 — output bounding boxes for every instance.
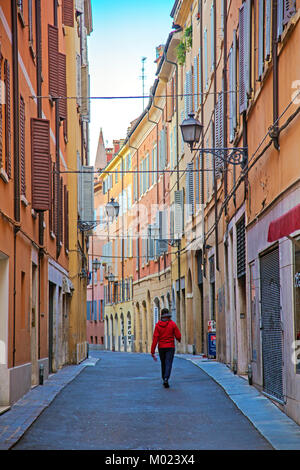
[12,351,272,450]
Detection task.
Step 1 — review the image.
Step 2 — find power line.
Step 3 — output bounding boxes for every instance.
[29,90,238,100]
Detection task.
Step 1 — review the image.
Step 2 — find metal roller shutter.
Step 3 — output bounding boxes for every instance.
[260,247,284,402]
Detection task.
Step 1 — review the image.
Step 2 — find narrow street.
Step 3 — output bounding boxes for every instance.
[11,351,272,451]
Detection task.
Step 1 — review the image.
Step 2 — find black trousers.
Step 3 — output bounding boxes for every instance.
[158,347,175,381]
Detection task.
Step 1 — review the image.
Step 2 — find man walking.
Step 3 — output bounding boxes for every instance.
[151,308,181,388]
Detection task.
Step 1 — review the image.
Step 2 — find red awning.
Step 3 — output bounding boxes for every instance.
[267,203,300,242]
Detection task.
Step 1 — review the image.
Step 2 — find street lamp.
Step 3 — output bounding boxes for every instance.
[105,198,120,220]
[92,258,102,271]
[180,113,247,167]
[180,113,203,151]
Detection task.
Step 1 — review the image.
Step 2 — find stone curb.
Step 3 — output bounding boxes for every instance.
[177,354,300,450]
[0,357,99,450]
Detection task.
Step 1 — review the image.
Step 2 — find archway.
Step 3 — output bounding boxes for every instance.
[120,312,125,351]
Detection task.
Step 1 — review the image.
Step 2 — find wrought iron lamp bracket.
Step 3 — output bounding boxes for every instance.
[192,146,248,167]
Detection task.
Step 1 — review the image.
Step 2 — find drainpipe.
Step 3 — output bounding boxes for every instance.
[11,0,20,368]
[223,0,228,215]
[213,0,219,272]
[35,0,43,360]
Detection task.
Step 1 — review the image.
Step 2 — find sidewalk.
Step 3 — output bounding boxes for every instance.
[0,356,98,450]
[177,354,300,450]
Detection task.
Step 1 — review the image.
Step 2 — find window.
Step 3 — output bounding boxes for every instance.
[20,96,26,196]
[294,239,300,374]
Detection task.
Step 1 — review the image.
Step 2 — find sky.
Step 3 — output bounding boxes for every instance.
[88,0,175,165]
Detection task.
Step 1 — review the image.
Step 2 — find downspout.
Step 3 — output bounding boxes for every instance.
[11,0,20,367]
[35,0,43,360]
[272,0,279,150]
[223,0,228,215]
[213,0,219,271]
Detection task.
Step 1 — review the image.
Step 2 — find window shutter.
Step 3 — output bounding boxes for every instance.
[245,0,252,97]
[195,157,200,206]
[277,0,284,38]
[81,166,94,223]
[194,56,198,110]
[214,92,224,174]
[188,70,193,114]
[62,0,74,27]
[148,225,155,260]
[20,96,26,196]
[232,31,237,136]
[174,189,184,237]
[81,64,89,120]
[186,162,194,216]
[265,0,272,61]
[283,0,296,25]
[158,210,168,254]
[76,53,81,107]
[204,28,208,89]
[4,59,11,178]
[58,53,67,120]
[48,25,59,97]
[31,118,51,211]
[258,0,264,81]
[211,2,215,72]
[239,3,247,113]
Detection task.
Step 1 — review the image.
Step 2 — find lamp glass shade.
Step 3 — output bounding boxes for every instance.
[92,258,101,270]
[105,198,120,219]
[180,113,203,148]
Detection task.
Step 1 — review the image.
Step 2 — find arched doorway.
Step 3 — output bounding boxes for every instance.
[110,315,114,351]
[120,312,125,351]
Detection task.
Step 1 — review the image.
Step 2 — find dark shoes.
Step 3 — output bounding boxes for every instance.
[163,379,169,388]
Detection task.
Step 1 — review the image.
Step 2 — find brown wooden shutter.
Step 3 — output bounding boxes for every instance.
[64,185,69,251]
[48,25,59,97]
[63,0,74,27]
[4,59,11,178]
[31,118,51,211]
[58,53,67,120]
[283,0,296,24]
[20,96,26,196]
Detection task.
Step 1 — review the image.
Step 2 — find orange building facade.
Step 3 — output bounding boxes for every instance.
[0,0,92,407]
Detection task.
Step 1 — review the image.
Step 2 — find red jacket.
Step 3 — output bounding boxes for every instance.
[151,320,181,354]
